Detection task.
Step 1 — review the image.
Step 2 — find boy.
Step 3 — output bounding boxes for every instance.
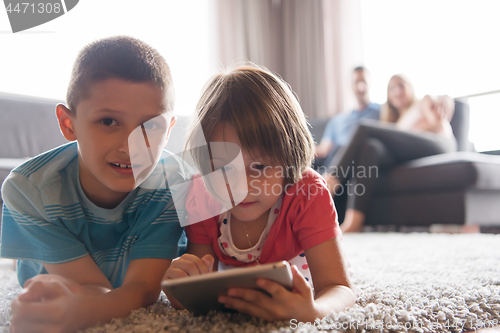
[0,36,187,332]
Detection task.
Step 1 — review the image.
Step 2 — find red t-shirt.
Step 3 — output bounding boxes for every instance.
[185,168,341,267]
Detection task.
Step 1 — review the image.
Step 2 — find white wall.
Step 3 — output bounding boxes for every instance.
[360,0,500,151]
[0,0,217,116]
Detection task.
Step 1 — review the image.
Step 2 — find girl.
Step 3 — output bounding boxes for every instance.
[164,65,355,322]
[324,74,456,233]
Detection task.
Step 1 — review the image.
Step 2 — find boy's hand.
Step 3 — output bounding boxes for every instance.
[217,265,321,322]
[163,253,214,279]
[11,258,170,333]
[10,275,85,333]
[20,274,85,299]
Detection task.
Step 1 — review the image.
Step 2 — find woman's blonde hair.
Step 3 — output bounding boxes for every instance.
[380,74,416,123]
[185,64,314,185]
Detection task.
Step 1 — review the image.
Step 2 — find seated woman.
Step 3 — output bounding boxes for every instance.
[324,74,456,233]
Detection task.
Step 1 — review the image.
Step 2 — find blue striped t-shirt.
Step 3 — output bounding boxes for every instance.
[0,142,189,288]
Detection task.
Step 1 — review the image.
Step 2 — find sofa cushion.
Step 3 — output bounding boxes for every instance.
[368,189,500,226]
[376,152,500,194]
[0,93,67,158]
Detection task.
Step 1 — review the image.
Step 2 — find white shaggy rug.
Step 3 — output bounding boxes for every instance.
[1,233,499,333]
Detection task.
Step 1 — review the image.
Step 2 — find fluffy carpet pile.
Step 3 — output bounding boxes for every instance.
[1,233,499,333]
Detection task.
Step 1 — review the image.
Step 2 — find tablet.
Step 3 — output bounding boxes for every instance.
[162,261,293,315]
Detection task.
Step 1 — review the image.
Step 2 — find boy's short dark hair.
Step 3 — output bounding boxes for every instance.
[66,36,174,114]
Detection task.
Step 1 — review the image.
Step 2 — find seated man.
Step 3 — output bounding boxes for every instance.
[315,66,380,169]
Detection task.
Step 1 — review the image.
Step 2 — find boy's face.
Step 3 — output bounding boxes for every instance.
[57,79,175,208]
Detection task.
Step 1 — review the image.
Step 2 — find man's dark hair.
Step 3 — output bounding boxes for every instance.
[66,36,174,114]
[353,66,367,73]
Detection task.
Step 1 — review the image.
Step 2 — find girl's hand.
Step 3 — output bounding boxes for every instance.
[218,265,321,322]
[162,253,214,309]
[163,243,217,309]
[163,253,214,280]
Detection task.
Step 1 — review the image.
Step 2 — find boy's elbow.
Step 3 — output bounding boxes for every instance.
[142,284,162,307]
[126,281,162,307]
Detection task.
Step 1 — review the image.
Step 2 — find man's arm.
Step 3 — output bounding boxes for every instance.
[315,138,334,158]
[10,255,170,333]
[315,116,338,158]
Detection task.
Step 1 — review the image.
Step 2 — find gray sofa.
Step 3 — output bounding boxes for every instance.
[0,93,67,206]
[2,92,500,230]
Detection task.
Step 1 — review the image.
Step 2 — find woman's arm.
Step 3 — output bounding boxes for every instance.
[398,95,454,136]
